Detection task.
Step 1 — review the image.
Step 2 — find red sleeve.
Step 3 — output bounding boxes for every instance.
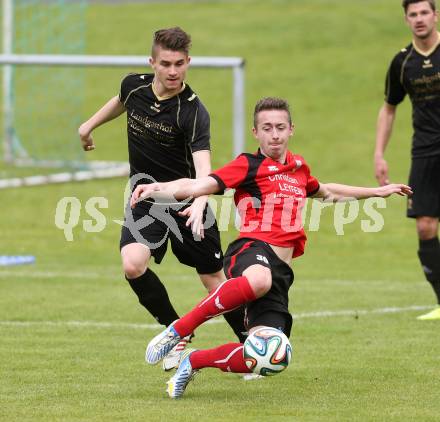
[210,154,249,191]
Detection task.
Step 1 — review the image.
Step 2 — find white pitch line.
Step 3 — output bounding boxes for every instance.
[0,269,415,286]
[0,269,196,281]
[0,318,223,330]
[0,305,432,330]
[295,305,432,318]
[0,270,106,279]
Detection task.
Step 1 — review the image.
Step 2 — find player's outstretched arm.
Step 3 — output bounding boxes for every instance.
[78,96,126,151]
[180,150,212,237]
[314,182,412,202]
[130,176,220,208]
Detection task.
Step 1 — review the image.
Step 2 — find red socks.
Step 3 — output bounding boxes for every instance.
[171,277,255,373]
[173,276,255,337]
[190,343,251,373]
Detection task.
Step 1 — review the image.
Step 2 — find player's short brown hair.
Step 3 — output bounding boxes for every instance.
[253,97,292,127]
[151,27,192,57]
[402,0,436,12]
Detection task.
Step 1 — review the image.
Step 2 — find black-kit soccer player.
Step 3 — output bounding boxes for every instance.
[131,97,412,398]
[374,0,440,320]
[78,27,246,369]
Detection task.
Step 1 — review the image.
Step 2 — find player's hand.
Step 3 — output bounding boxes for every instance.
[78,123,95,151]
[376,183,412,198]
[130,184,160,208]
[178,196,207,238]
[374,157,389,186]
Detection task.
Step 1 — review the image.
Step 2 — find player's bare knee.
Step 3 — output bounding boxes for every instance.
[244,266,272,297]
[254,275,272,297]
[121,243,150,279]
[416,217,439,240]
[122,258,147,279]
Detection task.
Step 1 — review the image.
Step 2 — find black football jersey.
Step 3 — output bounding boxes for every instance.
[119,73,210,184]
[385,38,440,157]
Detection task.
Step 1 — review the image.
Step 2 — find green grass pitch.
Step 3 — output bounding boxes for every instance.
[1,1,439,421]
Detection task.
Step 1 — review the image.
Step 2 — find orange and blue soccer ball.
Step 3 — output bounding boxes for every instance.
[243,326,292,376]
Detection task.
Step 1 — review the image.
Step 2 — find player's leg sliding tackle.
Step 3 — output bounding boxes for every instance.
[166,343,250,398]
[162,304,247,371]
[130,271,248,368]
[162,310,246,371]
[146,275,259,364]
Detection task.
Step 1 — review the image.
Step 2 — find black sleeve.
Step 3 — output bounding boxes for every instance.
[119,73,138,105]
[188,100,211,153]
[385,54,406,105]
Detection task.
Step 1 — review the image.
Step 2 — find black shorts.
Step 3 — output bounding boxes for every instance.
[407,155,440,218]
[120,201,223,274]
[223,238,294,337]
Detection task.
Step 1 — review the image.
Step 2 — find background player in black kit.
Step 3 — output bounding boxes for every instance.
[374,0,440,320]
[78,27,245,368]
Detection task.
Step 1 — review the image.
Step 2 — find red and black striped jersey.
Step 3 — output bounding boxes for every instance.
[210,149,319,258]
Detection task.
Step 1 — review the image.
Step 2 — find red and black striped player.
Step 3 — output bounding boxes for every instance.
[132,97,412,398]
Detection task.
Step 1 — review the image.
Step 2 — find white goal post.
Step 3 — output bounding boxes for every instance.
[0,53,245,188]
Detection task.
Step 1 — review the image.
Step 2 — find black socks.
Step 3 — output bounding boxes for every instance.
[418,237,440,304]
[126,269,179,326]
[223,306,247,343]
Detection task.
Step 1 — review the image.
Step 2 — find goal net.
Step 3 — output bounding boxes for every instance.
[11,0,86,164]
[1,0,128,188]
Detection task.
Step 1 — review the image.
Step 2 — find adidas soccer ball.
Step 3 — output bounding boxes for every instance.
[243,326,292,376]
